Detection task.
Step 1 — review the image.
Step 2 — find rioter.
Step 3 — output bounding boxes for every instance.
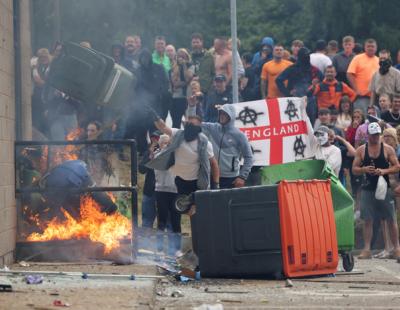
[154,134,181,256]
[190,104,253,189]
[301,99,349,177]
[276,47,323,125]
[126,49,169,154]
[147,110,220,195]
[138,131,161,228]
[204,75,233,123]
[190,33,215,95]
[352,122,400,260]
[32,48,51,135]
[22,159,118,221]
[121,35,141,72]
[170,48,194,128]
[79,121,114,186]
[111,43,124,64]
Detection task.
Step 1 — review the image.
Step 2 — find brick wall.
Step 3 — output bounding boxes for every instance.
[0,0,31,266]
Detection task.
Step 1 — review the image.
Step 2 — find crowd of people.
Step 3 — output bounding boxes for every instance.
[30,33,400,261]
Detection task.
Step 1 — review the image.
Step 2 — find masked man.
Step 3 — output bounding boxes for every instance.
[147,112,220,196]
[301,100,342,176]
[370,49,400,106]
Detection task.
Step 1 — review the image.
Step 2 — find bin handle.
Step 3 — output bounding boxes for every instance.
[103,69,121,104]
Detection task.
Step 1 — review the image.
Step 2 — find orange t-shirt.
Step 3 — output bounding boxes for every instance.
[261,59,292,98]
[347,53,379,96]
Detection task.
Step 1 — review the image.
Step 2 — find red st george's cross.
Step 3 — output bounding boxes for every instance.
[239,98,308,165]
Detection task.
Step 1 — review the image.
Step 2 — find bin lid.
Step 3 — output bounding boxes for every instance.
[47,42,114,104]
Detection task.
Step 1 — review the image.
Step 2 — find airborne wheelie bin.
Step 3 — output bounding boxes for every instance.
[261,159,355,272]
[47,42,134,109]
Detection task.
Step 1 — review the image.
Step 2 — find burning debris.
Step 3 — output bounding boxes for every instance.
[16,138,138,263]
[27,195,132,254]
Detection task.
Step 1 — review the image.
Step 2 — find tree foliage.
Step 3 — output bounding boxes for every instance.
[32,0,400,55]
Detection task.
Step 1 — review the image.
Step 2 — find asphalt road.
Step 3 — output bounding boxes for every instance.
[1,257,400,309]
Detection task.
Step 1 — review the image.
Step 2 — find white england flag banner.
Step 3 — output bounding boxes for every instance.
[234,97,313,166]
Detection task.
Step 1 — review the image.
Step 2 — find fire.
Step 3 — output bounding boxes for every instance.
[65,128,83,141]
[106,192,117,203]
[49,128,84,166]
[27,195,132,253]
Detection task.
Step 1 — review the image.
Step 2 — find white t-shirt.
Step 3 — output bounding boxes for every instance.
[302,104,342,176]
[310,53,332,73]
[319,145,342,176]
[169,128,214,181]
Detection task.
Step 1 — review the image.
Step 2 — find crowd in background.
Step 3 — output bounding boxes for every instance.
[30,33,400,259]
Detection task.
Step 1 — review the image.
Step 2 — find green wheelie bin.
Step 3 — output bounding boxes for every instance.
[261,159,355,271]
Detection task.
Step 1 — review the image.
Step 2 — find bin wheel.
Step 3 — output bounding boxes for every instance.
[342,252,354,272]
[174,194,193,214]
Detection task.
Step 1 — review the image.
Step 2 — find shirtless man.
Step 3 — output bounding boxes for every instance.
[213,37,232,85]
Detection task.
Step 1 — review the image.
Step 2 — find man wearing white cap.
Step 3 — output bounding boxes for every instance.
[352,122,400,260]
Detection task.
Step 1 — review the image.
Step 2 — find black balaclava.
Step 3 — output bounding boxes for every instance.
[183,123,202,142]
[379,59,392,75]
[296,47,311,67]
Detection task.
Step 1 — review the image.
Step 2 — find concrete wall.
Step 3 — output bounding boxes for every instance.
[0,0,31,266]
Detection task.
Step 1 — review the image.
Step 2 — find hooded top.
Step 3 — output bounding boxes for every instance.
[201,104,253,179]
[275,47,323,97]
[251,37,275,66]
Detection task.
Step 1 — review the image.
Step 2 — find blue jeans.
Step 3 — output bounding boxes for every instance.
[141,194,156,228]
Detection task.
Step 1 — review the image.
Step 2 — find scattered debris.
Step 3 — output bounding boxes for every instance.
[25,275,43,284]
[175,275,192,282]
[204,288,248,294]
[156,263,179,275]
[171,290,184,298]
[18,261,30,267]
[285,279,294,287]
[53,300,71,307]
[1,269,163,280]
[0,276,12,292]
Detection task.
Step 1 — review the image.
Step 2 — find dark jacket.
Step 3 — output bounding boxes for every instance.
[204,88,233,123]
[276,47,323,97]
[241,66,259,101]
[138,150,156,196]
[191,49,215,93]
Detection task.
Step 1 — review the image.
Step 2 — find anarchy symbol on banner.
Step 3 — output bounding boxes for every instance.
[285,99,299,121]
[237,106,264,126]
[293,136,306,157]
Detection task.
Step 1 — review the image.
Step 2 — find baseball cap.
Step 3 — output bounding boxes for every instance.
[214,74,226,82]
[368,122,382,135]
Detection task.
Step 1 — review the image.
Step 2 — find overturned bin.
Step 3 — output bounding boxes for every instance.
[261,159,355,271]
[193,186,283,278]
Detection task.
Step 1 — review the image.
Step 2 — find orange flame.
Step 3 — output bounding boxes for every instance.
[48,128,84,166]
[27,195,132,253]
[106,192,117,203]
[65,128,83,141]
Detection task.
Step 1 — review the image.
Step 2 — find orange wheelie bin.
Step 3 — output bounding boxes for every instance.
[278,180,339,278]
